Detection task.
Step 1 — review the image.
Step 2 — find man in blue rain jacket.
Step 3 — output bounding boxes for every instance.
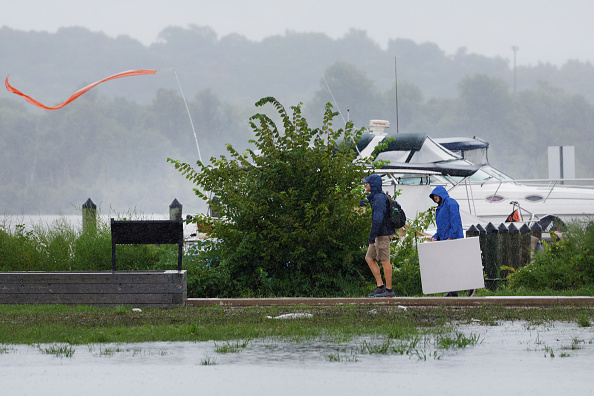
[430,185,464,241]
[429,185,473,297]
[363,174,396,297]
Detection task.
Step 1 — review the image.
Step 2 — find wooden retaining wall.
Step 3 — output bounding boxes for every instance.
[0,271,187,307]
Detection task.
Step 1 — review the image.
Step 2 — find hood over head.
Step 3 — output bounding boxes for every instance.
[363,174,383,193]
[430,185,450,203]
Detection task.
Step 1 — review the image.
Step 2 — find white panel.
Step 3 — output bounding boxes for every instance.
[548,146,560,179]
[417,237,485,294]
[562,146,576,179]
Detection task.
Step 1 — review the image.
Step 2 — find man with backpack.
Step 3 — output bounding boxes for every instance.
[363,174,397,297]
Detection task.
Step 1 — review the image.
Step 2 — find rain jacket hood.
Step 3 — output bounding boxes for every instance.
[430,185,464,241]
[429,185,450,204]
[364,174,383,195]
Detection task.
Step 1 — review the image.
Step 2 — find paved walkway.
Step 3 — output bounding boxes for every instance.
[186,296,594,307]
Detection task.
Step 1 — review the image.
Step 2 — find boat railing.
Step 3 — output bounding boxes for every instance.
[460,177,594,186]
[511,178,594,188]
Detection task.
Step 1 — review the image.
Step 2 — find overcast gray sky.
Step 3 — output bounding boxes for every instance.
[2,0,593,66]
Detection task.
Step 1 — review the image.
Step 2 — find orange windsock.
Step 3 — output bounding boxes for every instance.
[5,69,158,110]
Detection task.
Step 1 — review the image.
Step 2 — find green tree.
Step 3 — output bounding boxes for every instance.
[306,62,384,128]
[169,97,373,297]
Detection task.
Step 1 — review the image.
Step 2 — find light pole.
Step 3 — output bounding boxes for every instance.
[512,45,519,93]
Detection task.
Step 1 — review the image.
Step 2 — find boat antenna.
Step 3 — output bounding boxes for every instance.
[321,73,347,125]
[162,68,202,163]
[394,57,399,134]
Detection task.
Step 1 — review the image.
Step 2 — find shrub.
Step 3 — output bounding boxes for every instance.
[169,98,373,297]
[508,220,594,291]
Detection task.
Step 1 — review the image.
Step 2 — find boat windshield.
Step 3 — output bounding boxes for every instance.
[446,166,515,183]
[442,146,488,166]
[481,165,514,181]
[382,173,443,185]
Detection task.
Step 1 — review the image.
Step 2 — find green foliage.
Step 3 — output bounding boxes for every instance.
[508,221,594,291]
[0,214,179,272]
[169,98,373,297]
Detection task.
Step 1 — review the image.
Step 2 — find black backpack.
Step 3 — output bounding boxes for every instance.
[385,193,406,229]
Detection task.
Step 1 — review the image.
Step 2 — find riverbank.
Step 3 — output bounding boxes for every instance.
[0,303,591,345]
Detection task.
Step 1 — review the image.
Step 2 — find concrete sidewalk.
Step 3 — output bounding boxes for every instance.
[186,296,594,307]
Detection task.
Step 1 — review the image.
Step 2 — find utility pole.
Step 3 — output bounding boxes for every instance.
[512,46,519,93]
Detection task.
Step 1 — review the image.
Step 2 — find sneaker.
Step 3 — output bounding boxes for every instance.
[367,285,386,297]
[467,289,476,297]
[375,288,396,297]
[444,291,458,297]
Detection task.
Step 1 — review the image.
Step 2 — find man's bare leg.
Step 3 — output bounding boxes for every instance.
[365,257,384,287]
[381,261,392,289]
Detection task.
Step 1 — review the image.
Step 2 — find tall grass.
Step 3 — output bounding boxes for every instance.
[0,212,178,272]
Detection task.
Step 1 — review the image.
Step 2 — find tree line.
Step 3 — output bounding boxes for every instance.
[1,25,594,214]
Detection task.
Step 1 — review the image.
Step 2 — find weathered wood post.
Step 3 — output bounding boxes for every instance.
[484,222,499,289]
[466,224,478,238]
[498,223,510,278]
[82,198,97,235]
[169,199,183,221]
[519,223,532,266]
[530,222,543,256]
[466,224,479,240]
[508,222,521,270]
[466,225,485,285]
[476,224,487,273]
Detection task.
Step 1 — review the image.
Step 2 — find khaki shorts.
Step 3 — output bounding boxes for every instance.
[365,235,395,262]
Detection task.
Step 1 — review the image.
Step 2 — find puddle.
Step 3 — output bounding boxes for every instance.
[0,321,592,395]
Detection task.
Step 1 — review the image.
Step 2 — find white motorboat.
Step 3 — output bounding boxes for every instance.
[358,120,594,228]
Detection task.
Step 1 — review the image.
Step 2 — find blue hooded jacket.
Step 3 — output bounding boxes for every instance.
[430,185,464,241]
[364,174,395,243]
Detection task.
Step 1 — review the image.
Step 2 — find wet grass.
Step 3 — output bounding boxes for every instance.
[214,339,251,353]
[324,330,482,362]
[0,304,592,345]
[39,344,75,358]
[200,355,218,365]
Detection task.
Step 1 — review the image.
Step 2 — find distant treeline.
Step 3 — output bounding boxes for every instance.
[1,25,594,214]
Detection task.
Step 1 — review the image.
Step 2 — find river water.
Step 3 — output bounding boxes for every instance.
[1,321,593,395]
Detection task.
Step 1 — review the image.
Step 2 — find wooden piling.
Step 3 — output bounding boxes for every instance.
[169,199,183,221]
[519,223,532,266]
[498,223,510,277]
[484,223,499,289]
[82,198,97,234]
[508,223,521,270]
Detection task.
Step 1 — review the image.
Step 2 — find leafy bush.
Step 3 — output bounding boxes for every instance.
[169,98,373,297]
[508,220,594,291]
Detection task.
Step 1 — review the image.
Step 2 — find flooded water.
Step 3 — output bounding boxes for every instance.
[1,321,593,395]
